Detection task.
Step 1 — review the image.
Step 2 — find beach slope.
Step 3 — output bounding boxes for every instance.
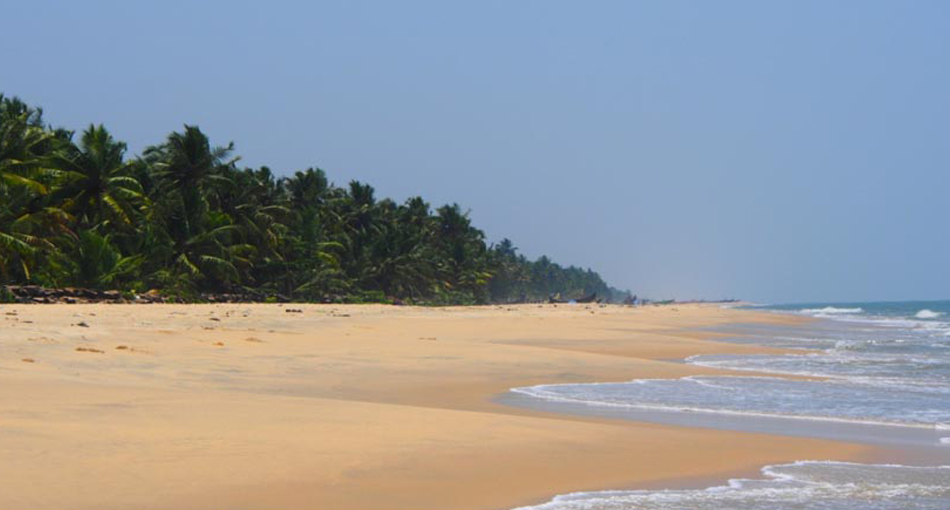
[0,303,868,510]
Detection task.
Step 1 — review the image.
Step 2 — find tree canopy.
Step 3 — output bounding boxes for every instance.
[0,94,630,304]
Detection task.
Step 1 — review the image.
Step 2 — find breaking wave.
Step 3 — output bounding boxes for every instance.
[916,309,945,319]
[799,306,864,315]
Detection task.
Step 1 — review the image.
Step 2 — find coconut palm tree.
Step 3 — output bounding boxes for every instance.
[0,94,630,302]
[0,94,54,195]
[0,95,72,283]
[66,231,143,288]
[139,126,247,293]
[144,125,237,237]
[48,124,144,229]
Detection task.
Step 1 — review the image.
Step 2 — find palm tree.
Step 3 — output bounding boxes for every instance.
[0,95,625,302]
[0,95,72,283]
[431,204,492,302]
[141,126,245,293]
[49,124,144,229]
[218,166,291,290]
[145,125,237,236]
[0,95,54,195]
[66,231,143,288]
[361,197,435,299]
[0,190,74,283]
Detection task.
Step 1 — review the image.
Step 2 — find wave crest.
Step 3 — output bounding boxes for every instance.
[800,307,864,315]
[916,309,945,319]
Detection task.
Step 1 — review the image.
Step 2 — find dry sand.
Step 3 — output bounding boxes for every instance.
[0,303,871,510]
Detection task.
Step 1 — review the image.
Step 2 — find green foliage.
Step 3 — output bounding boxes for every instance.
[65,231,143,288]
[0,286,16,303]
[345,290,391,304]
[0,94,631,303]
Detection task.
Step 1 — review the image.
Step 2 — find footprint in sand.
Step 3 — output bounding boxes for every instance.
[75,347,104,353]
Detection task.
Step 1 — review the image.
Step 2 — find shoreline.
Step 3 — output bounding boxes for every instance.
[0,303,873,510]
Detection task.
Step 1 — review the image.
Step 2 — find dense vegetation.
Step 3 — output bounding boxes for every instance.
[0,94,629,304]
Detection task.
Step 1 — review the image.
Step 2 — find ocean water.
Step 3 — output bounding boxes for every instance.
[510,300,950,509]
[513,462,950,510]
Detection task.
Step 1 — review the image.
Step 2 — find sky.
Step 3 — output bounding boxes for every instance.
[3,0,949,303]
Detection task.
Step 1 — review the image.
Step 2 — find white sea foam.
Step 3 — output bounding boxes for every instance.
[689,352,950,388]
[800,306,864,315]
[789,307,950,335]
[510,462,950,510]
[509,305,950,509]
[511,375,948,429]
[512,306,950,510]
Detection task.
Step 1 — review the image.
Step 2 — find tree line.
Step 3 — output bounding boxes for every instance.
[0,94,630,304]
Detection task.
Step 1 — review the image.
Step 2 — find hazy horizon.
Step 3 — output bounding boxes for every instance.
[5,1,949,303]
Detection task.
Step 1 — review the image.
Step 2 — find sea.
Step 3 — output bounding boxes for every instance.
[506,300,950,509]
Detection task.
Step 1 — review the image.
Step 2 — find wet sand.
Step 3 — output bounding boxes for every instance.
[0,303,872,510]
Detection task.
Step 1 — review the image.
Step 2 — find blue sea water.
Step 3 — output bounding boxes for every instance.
[510,300,950,509]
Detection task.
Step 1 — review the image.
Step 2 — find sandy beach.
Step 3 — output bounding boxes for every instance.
[0,303,873,510]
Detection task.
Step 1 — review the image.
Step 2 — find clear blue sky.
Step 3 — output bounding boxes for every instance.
[5,1,949,303]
